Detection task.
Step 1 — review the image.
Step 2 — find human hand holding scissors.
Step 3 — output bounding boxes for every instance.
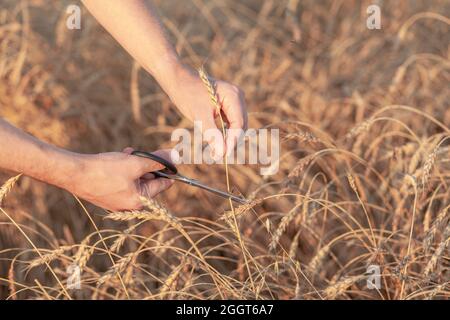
[132,151,248,205]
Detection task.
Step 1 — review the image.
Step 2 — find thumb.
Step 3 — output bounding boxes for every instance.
[123,147,135,155]
[131,149,174,177]
[201,117,225,161]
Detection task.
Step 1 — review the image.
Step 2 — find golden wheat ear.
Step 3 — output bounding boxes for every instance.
[0,174,22,206]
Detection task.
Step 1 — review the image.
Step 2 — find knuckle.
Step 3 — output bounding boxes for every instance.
[129,197,143,210]
[230,84,241,94]
[160,180,172,191]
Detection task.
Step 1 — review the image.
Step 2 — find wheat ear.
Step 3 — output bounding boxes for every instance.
[307,244,331,273]
[98,253,134,285]
[345,119,373,139]
[74,236,95,271]
[8,258,17,300]
[324,275,364,299]
[423,225,449,277]
[28,246,72,270]
[269,203,302,251]
[423,206,449,253]
[111,224,137,253]
[0,174,22,205]
[159,259,187,298]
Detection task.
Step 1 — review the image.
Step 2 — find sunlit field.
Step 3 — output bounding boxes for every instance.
[0,0,449,299]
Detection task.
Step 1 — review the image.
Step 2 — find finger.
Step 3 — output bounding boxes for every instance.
[123,147,160,177]
[201,115,225,161]
[139,178,174,198]
[223,94,248,155]
[123,147,135,155]
[125,148,176,163]
[141,173,155,180]
[221,88,248,129]
[152,149,176,163]
[226,125,245,157]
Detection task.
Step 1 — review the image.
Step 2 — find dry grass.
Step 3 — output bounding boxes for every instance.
[0,0,449,300]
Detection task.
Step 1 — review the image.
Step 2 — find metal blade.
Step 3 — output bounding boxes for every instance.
[184,178,249,205]
[154,171,248,205]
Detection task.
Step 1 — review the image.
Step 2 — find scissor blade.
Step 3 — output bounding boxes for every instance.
[153,171,248,204]
[153,171,248,205]
[187,179,249,205]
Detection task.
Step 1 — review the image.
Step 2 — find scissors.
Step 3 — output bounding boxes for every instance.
[132,150,248,205]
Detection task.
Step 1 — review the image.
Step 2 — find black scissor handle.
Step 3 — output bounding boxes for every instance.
[131,150,178,175]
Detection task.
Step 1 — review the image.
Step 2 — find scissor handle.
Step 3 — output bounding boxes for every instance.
[131,150,178,175]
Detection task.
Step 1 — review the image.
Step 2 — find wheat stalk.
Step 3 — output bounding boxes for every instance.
[138,197,233,297]
[347,173,376,246]
[408,143,423,174]
[426,283,446,300]
[0,207,72,299]
[198,66,257,295]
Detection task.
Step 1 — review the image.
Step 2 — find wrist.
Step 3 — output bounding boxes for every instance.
[150,58,195,99]
[144,53,183,88]
[41,150,88,193]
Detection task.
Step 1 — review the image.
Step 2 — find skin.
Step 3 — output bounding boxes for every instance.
[0,0,247,211]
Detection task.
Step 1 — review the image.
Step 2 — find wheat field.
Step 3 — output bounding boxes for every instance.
[0,0,449,300]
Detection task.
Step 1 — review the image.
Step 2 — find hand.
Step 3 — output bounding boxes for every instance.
[69,148,174,211]
[82,0,247,159]
[165,66,248,160]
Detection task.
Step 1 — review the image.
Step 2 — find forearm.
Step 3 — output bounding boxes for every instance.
[0,119,174,211]
[82,0,248,158]
[0,119,83,190]
[82,0,186,95]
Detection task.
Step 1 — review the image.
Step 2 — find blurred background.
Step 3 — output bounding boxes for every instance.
[0,0,449,299]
